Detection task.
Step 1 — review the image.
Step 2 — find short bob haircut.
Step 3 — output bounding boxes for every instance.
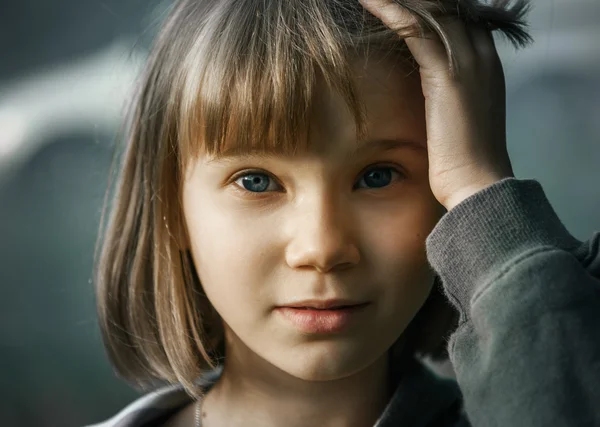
[95,0,531,397]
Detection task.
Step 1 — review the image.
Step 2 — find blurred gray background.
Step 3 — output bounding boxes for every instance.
[0,1,598,426]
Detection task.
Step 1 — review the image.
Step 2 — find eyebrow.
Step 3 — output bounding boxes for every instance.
[350,138,426,157]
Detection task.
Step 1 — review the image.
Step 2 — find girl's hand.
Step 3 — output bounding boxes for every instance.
[359,0,514,211]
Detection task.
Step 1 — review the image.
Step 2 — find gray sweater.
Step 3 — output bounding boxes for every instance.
[88,178,600,426]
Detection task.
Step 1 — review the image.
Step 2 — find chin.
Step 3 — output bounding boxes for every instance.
[268,339,387,382]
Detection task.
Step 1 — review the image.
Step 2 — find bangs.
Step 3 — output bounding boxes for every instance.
[176,0,381,164]
[169,0,531,169]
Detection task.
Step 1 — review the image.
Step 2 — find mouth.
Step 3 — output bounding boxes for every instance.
[289,305,358,310]
[275,300,370,334]
[281,299,368,310]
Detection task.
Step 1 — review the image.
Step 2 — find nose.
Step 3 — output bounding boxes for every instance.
[284,195,360,273]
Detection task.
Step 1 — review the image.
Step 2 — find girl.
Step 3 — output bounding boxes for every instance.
[90,0,600,426]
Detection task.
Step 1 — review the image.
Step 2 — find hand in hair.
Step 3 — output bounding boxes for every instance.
[360,0,517,211]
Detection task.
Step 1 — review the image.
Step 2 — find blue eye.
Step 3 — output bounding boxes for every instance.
[235,173,278,192]
[355,167,398,189]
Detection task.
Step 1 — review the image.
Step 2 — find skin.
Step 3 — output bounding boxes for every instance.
[181,56,442,427]
[361,0,514,210]
[175,1,511,425]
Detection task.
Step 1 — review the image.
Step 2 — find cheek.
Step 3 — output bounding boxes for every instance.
[363,192,441,266]
[360,191,442,318]
[183,194,281,311]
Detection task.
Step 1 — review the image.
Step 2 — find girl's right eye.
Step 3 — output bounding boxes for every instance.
[233,172,281,193]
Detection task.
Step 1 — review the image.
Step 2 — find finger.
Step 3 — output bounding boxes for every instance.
[434,18,477,74]
[359,0,446,70]
[359,0,475,76]
[467,25,502,66]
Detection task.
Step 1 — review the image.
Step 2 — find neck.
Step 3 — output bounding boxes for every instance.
[202,344,394,427]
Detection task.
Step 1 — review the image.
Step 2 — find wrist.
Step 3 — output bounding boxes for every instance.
[442,174,512,211]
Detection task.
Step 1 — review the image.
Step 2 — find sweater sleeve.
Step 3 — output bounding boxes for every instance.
[425,178,600,427]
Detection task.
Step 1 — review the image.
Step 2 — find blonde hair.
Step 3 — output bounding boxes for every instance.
[95,0,531,397]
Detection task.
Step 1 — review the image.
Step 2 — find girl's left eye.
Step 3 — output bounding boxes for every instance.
[354,167,401,189]
[234,172,281,193]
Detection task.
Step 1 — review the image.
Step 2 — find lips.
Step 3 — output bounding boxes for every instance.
[275,301,369,334]
[281,299,366,310]
[289,306,354,310]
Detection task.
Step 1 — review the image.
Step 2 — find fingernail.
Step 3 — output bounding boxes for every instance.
[359,0,378,7]
[361,0,389,5]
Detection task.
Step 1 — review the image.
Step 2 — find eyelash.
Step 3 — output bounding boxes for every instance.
[230,165,405,195]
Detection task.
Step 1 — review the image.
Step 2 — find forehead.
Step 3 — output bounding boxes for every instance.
[307,55,425,152]
[352,54,422,112]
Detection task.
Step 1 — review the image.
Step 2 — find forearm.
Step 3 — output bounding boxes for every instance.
[427,178,600,427]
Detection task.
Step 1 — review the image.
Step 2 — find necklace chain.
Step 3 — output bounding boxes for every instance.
[195,400,201,427]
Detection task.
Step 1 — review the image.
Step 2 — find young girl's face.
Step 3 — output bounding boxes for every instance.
[182,55,443,381]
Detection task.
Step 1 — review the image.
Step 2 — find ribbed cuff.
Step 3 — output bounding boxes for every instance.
[426,178,581,317]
